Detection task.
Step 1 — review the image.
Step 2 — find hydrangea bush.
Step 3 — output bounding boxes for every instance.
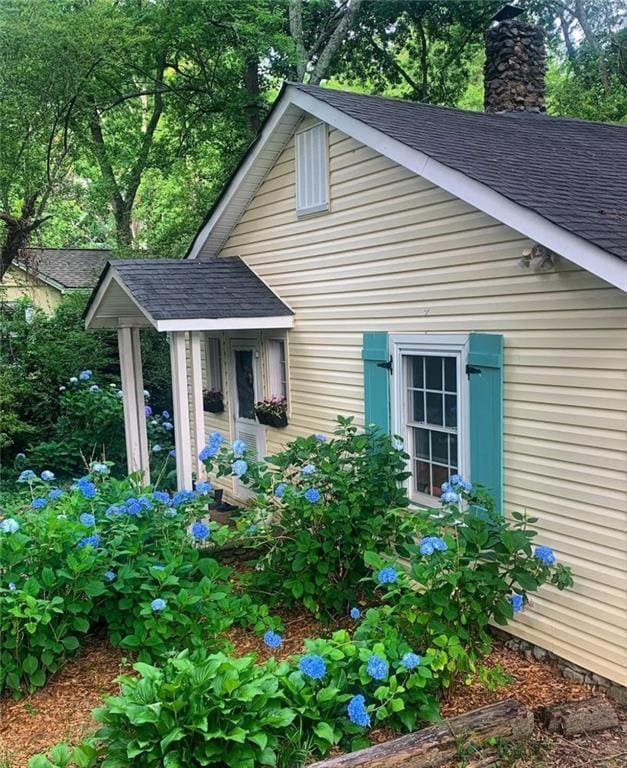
[200,417,424,615]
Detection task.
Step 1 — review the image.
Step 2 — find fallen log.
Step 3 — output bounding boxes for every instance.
[540,697,618,736]
[309,698,533,768]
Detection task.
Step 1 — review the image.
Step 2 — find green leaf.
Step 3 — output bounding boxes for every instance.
[23,655,39,675]
[313,721,336,744]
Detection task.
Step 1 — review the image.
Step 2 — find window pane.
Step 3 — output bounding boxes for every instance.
[410,356,424,388]
[445,394,457,428]
[450,434,458,466]
[426,392,443,425]
[206,337,223,392]
[425,356,442,390]
[431,431,448,465]
[267,339,287,398]
[414,428,430,460]
[412,390,425,422]
[444,357,457,392]
[432,464,449,494]
[235,350,255,419]
[415,461,430,494]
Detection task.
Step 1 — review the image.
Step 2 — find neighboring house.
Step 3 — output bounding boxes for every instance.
[1,248,111,313]
[85,20,627,689]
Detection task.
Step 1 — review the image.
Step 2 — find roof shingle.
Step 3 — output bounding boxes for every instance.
[16,248,111,288]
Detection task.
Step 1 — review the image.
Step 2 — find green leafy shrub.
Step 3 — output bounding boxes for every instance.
[0,467,241,694]
[201,418,422,615]
[93,651,296,768]
[359,477,574,688]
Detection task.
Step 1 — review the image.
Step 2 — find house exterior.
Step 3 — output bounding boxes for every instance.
[1,248,110,312]
[85,23,627,691]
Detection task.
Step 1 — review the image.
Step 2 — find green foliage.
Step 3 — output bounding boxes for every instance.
[359,484,573,688]
[0,470,237,695]
[93,651,295,768]
[0,293,171,476]
[202,418,421,616]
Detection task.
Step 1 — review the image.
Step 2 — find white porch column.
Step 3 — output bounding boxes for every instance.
[118,327,150,484]
[189,331,207,480]
[169,331,193,490]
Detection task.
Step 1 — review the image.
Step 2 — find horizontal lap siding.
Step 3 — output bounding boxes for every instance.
[205,126,627,685]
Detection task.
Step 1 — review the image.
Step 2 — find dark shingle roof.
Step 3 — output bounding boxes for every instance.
[292,83,627,261]
[110,257,293,320]
[16,248,111,288]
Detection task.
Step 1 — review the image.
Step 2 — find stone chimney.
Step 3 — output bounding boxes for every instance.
[484,18,546,113]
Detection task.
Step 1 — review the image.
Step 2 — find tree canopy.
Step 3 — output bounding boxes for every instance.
[0,0,625,272]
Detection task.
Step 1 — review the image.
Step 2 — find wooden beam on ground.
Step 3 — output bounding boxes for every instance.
[309,699,533,768]
[169,331,193,490]
[540,697,618,736]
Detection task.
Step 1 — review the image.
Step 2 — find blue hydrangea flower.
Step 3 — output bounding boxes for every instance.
[144,405,153,417]
[69,376,78,384]
[152,491,171,505]
[419,536,448,556]
[172,490,196,507]
[79,370,92,381]
[508,594,524,613]
[441,491,460,504]
[263,630,283,649]
[0,519,20,534]
[15,452,26,461]
[347,695,370,727]
[534,545,556,566]
[91,462,109,475]
[17,469,36,483]
[77,480,97,499]
[8,582,16,591]
[367,655,389,680]
[401,652,421,670]
[301,464,316,476]
[104,570,116,582]
[151,598,167,612]
[350,607,361,620]
[449,473,462,486]
[232,439,247,456]
[460,479,473,493]
[191,521,210,541]
[105,504,122,518]
[31,497,48,509]
[48,488,64,501]
[59,385,66,391]
[89,384,99,393]
[274,483,288,499]
[299,654,326,680]
[377,566,398,585]
[232,459,248,477]
[40,470,55,482]
[162,410,170,419]
[163,422,173,431]
[314,433,327,442]
[77,534,100,549]
[195,480,212,495]
[304,487,321,504]
[152,444,162,453]
[144,389,150,398]
[168,449,176,459]
[245,524,258,535]
[79,513,96,526]
[151,563,165,571]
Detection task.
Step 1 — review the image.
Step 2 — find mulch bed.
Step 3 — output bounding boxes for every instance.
[1,615,624,768]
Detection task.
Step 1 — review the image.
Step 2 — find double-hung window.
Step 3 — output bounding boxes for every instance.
[391,335,469,505]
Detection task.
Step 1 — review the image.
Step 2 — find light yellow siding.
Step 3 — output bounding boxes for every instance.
[199,125,627,686]
[1,265,63,313]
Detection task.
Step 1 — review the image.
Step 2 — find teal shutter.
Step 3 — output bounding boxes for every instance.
[362,332,390,433]
[468,333,504,512]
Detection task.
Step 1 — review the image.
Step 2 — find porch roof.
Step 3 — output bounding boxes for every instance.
[84,257,294,331]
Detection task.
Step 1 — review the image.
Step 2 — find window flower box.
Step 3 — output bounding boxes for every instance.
[255,396,288,428]
[203,389,224,413]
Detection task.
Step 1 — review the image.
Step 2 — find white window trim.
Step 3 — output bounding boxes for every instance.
[295,121,329,217]
[265,335,289,401]
[390,333,470,507]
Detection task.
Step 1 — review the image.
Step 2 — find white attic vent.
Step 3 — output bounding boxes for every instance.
[295,122,329,216]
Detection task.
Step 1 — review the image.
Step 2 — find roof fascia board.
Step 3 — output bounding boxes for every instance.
[187,94,298,260]
[84,268,157,330]
[156,316,295,332]
[289,89,626,292]
[11,262,67,291]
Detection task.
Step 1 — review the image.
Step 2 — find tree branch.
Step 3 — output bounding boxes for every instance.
[309,0,364,85]
[289,0,308,81]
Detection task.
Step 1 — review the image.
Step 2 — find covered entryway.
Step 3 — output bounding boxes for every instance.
[84,257,293,489]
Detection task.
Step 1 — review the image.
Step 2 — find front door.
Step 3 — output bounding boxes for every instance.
[231,341,265,497]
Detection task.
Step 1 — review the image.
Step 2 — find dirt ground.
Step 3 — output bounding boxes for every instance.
[0,622,625,768]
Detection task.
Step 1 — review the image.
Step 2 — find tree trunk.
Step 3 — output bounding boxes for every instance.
[244,58,262,134]
[0,196,49,279]
[309,699,533,768]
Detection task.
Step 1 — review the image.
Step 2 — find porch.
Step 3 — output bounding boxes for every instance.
[84,257,294,489]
